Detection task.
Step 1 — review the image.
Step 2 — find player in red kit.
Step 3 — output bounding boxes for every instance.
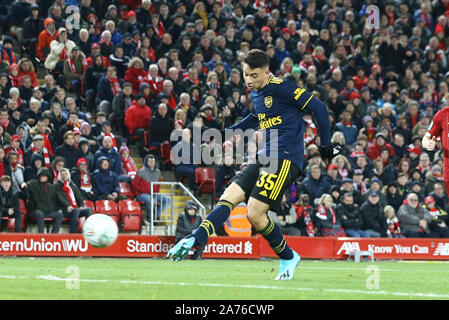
[422,108,449,194]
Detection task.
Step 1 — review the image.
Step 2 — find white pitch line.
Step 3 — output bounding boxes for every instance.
[27,275,449,299]
[235,264,449,273]
[0,274,447,299]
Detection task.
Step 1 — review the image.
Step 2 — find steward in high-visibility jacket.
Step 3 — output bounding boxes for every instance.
[224,205,252,237]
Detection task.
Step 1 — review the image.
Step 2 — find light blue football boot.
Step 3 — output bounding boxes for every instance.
[274,251,301,280]
[167,237,196,261]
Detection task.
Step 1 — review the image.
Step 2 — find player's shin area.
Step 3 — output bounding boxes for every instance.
[246,198,270,230]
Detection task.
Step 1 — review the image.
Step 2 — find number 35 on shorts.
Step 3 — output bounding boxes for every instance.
[256,172,277,192]
[256,171,287,200]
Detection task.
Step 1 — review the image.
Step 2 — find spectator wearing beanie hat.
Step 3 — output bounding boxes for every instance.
[386,180,405,210]
[352,169,367,195]
[410,180,426,203]
[361,115,376,142]
[79,122,96,146]
[71,157,96,202]
[5,134,24,167]
[119,144,137,182]
[78,137,95,173]
[0,38,18,66]
[36,18,58,61]
[425,164,444,194]
[422,195,449,238]
[329,185,341,205]
[407,145,421,168]
[254,26,273,50]
[119,10,143,36]
[325,163,342,187]
[86,43,110,68]
[98,120,122,150]
[24,150,44,182]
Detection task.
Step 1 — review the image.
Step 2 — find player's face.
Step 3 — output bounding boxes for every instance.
[242,63,270,91]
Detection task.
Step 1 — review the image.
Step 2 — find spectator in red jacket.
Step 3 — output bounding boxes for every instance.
[367,132,396,161]
[124,57,147,95]
[124,95,152,156]
[36,18,58,62]
[125,95,152,135]
[352,66,369,91]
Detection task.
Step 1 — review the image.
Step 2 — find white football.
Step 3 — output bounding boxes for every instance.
[82,214,118,248]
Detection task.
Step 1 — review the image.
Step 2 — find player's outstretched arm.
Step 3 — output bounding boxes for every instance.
[305,97,331,146]
[228,113,259,131]
[304,96,342,161]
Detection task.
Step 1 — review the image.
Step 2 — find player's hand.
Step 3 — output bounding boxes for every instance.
[319,144,343,162]
[425,136,436,151]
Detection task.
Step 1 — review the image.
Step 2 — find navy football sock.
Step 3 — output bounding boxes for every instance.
[187,200,234,245]
[258,216,294,260]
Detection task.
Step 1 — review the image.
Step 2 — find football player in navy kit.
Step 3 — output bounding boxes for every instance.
[168,49,340,280]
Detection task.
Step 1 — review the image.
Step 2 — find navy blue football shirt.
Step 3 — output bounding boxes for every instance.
[229,75,331,170]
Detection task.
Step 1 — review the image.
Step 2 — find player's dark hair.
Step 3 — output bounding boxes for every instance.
[243,49,269,69]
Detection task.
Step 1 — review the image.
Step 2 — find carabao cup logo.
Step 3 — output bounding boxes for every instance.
[365,5,380,30]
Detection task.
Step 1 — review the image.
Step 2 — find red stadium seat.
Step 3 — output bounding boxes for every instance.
[0,216,25,232]
[195,167,215,193]
[195,167,216,205]
[160,141,171,165]
[95,200,119,224]
[62,215,86,232]
[84,200,95,212]
[17,199,28,231]
[118,200,141,214]
[121,214,142,232]
[7,217,16,232]
[118,200,143,232]
[95,200,119,214]
[0,217,16,231]
[119,181,134,199]
[19,199,27,213]
[77,216,86,232]
[20,198,52,231]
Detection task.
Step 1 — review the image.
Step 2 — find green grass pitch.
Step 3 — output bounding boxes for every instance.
[0,257,448,300]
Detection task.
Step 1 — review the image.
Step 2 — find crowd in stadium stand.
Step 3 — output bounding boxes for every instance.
[0,0,449,238]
